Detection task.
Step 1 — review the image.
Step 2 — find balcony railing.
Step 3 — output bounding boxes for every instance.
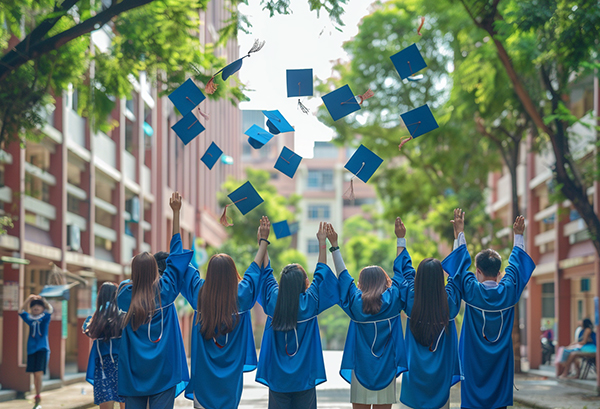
[67,109,86,147]
[124,151,136,181]
[23,195,56,220]
[94,132,117,169]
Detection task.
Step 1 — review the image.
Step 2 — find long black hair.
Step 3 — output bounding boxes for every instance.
[409,258,450,348]
[583,318,594,330]
[272,264,308,332]
[358,266,392,315]
[85,282,123,341]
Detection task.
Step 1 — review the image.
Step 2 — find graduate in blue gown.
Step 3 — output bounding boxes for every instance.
[257,222,340,409]
[441,210,536,409]
[326,223,408,409]
[392,216,462,409]
[83,282,125,409]
[173,216,271,409]
[117,192,189,409]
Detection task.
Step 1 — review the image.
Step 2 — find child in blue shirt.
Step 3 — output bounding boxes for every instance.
[19,294,53,408]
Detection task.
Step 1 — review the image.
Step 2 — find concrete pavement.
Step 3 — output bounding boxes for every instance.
[1,351,598,409]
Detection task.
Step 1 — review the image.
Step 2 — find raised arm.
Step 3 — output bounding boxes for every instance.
[254,216,271,267]
[326,223,345,277]
[169,192,184,254]
[317,222,327,265]
[395,217,406,256]
[41,297,53,314]
[500,215,535,299]
[451,208,466,250]
[393,217,414,290]
[513,215,526,250]
[19,294,35,313]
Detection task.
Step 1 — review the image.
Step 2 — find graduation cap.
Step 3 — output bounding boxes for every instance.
[274,146,302,179]
[245,124,274,149]
[390,43,427,81]
[220,181,264,226]
[168,78,207,116]
[171,111,206,145]
[287,69,313,114]
[322,85,375,122]
[205,39,266,94]
[201,142,223,170]
[398,104,439,150]
[343,144,383,201]
[273,220,293,239]
[263,110,294,135]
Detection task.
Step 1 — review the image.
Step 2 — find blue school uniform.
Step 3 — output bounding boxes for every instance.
[175,254,261,409]
[256,262,339,393]
[82,316,122,384]
[19,311,51,354]
[394,249,462,409]
[338,264,408,391]
[117,233,190,397]
[441,244,535,409]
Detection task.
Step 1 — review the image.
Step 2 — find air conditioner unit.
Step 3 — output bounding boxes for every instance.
[67,224,81,251]
[126,196,140,223]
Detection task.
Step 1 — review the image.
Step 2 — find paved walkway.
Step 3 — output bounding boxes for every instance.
[1,351,599,409]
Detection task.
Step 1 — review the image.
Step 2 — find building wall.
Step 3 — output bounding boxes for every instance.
[0,1,242,392]
[485,73,599,381]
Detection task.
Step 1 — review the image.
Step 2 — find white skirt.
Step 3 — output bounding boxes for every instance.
[350,371,397,405]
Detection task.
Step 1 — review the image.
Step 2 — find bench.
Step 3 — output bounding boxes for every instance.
[578,352,596,380]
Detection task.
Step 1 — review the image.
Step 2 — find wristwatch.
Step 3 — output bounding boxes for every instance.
[329,246,340,253]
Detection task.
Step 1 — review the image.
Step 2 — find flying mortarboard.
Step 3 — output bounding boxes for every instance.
[274,146,302,179]
[168,78,207,116]
[263,110,295,135]
[273,220,293,239]
[245,124,274,149]
[200,142,223,170]
[220,181,264,226]
[287,69,313,114]
[398,104,439,150]
[205,39,266,95]
[390,43,427,81]
[322,85,375,122]
[343,144,383,201]
[171,112,206,145]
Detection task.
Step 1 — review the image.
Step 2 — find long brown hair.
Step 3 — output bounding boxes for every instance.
[125,252,161,332]
[85,282,123,340]
[197,254,241,340]
[359,266,392,315]
[409,258,449,347]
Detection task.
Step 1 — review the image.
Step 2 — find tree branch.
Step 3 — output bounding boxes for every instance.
[0,0,156,81]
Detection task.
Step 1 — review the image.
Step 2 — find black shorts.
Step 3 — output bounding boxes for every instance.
[268,387,316,409]
[26,350,48,374]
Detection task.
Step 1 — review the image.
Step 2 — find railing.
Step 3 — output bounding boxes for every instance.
[124,151,136,181]
[23,195,56,220]
[67,109,86,147]
[94,132,117,168]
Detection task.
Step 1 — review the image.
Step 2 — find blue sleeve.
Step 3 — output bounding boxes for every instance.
[42,311,52,323]
[338,270,360,320]
[179,264,203,309]
[393,249,415,293]
[19,311,32,325]
[238,262,262,311]
[161,246,194,305]
[258,261,278,317]
[499,246,536,303]
[441,244,478,302]
[307,263,340,314]
[170,232,183,254]
[445,276,462,319]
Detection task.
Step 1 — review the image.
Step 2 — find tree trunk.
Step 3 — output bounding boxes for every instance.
[508,154,522,373]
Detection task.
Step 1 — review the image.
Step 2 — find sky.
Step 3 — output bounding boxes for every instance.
[237,0,377,157]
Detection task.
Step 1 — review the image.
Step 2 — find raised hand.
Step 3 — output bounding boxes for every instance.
[513,215,525,235]
[326,224,339,247]
[170,191,182,212]
[395,217,406,239]
[451,208,465,239]
[258,216,270,240]
[316,222,327,243]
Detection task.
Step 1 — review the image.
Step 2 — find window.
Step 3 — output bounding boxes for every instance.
[307,170,334,190]
[307,239,320,254]
[67,194,80,214]
[541,282,555,318]
[308,205,330,220]
[242,143,252,157]
[270,172,279,180]
[313,142,338,159]
[343,197,377,206]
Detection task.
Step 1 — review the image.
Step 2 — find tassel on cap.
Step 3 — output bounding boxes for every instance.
[357,88,375,105]
[417,16,425,36]
[205,76,218,95]
[220,204,234,227]
[398,136,413,151]
[343,179,356,205]
[197,108,210,121]
[298,99,310,114]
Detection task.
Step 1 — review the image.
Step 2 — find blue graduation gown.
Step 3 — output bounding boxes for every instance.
[82,316,121,385]
[338,263,408,391]
[19,311,51,354]
[117,233,190,397]
[175,255,261,409]
[441,244,536,409]
[394,249,462,409]
[256,262,339,393]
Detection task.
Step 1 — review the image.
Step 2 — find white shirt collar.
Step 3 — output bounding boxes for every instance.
[481,280,499,288]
